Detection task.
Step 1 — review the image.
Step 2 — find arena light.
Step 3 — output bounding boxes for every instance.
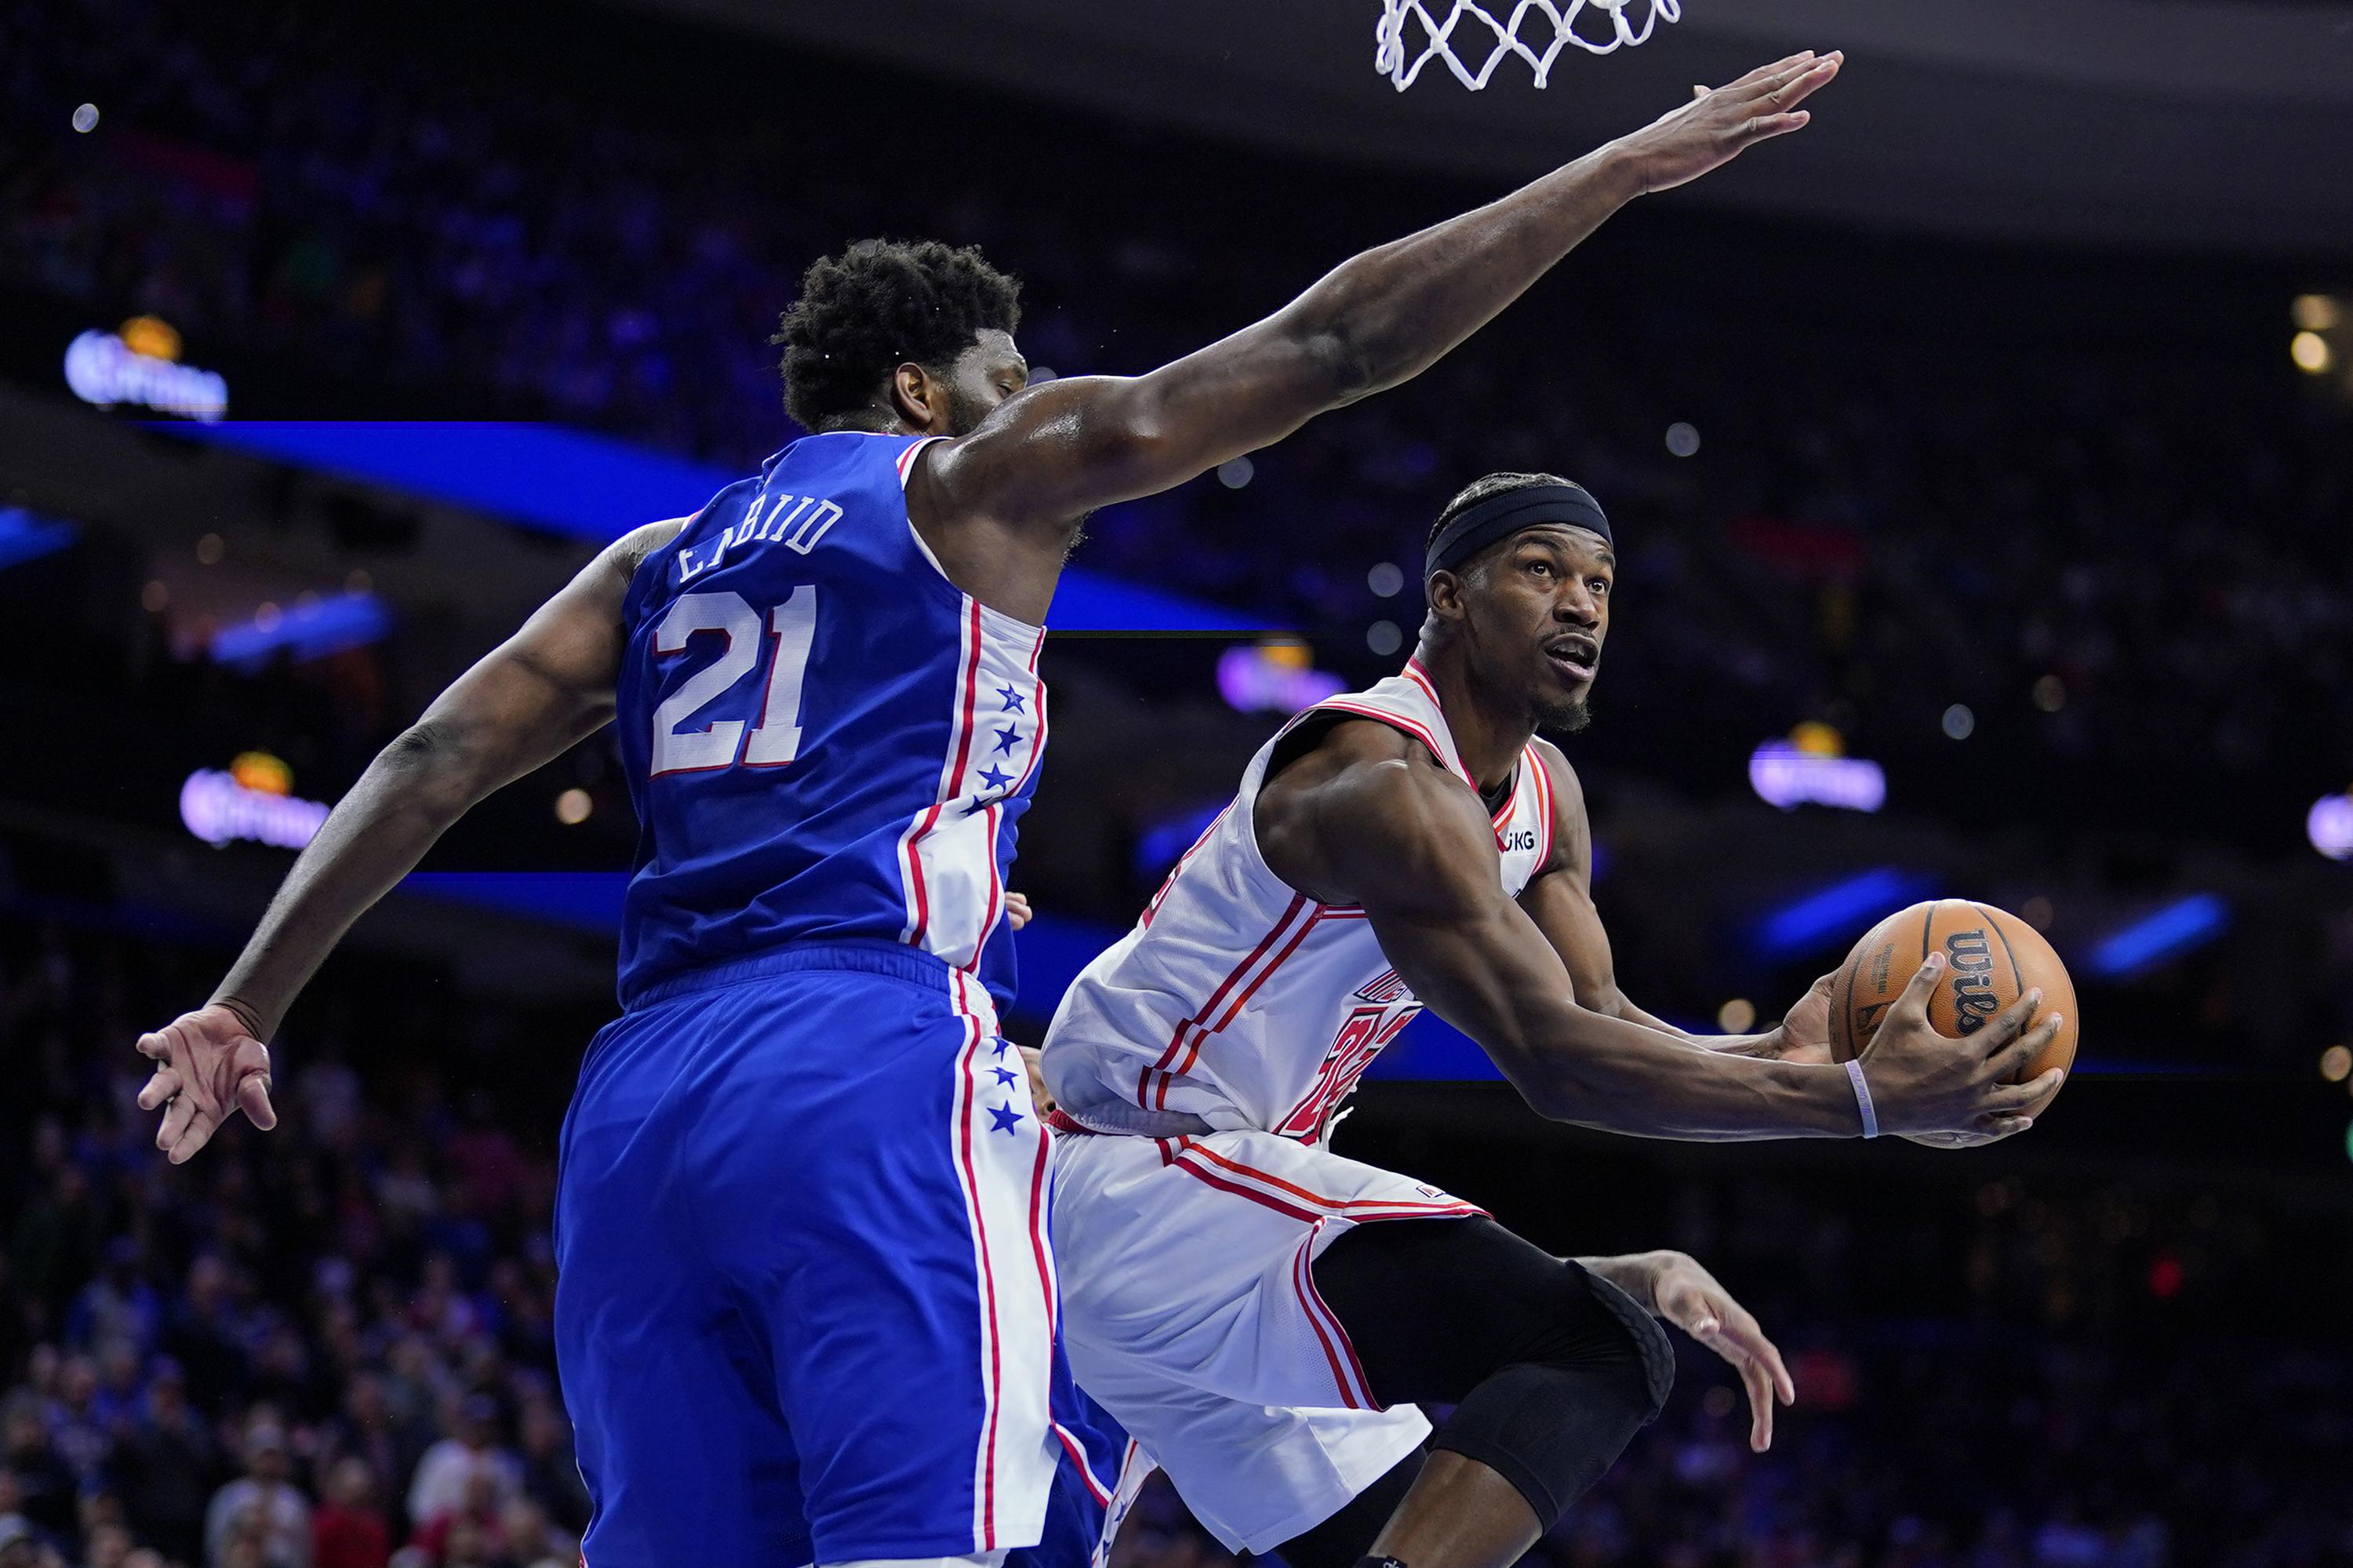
[211,591,394,669]
[158,422,1265,631]
[2308,792,2353,860]
[2292,331,2333,376]
[0,507,77,572]
[1217,638,1345,715]
[2088,894,2229,979]
[65,319,227,421]
[1755,868,1935,959]
[180,768,331,851]
[1748,726,1885,813]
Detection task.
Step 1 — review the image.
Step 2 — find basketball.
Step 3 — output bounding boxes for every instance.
[1828,900,2078,1082]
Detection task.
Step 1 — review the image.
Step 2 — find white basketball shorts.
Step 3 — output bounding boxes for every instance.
[1049,1125,1485,1552]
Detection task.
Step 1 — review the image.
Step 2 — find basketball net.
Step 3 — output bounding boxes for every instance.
[1375,0,1681,90]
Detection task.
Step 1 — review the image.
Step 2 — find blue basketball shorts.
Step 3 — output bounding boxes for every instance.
[554,940,1118,1566]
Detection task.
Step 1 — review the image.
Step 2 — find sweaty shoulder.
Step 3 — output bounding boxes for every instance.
[1256,715,1497,909]
[604,518,689,585]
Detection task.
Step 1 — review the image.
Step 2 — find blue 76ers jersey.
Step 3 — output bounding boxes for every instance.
[612,431,1046,1011]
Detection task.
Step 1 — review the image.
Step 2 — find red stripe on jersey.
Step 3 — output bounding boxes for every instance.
[1162,904,1326,1093]
[1529,744,1555,867]
[1139,894,1311,1106]
[1311,700,1469,787]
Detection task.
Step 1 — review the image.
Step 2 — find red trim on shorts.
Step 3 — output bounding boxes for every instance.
[949,1008,1004,1546]
[1290,1238,1366,1410]
[1297,1228,1378,1408]
[1173,1140,1484,1217]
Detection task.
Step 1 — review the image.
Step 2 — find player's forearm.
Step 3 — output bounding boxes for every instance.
[209,724,486,1039]
[1595,987,1783,1060]
[1505,996,1860,1141]
[1272,143,1645,403]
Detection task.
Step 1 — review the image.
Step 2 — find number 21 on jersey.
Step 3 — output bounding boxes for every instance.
[649,588,817,776]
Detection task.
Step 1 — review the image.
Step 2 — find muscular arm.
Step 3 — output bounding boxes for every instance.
[1516,740,1794,1058]
[1256,721,1864,1141]
[209,520,678,1039]
[918,53,1839,533]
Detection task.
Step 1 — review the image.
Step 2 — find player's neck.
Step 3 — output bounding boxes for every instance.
[1412,643,1531,794]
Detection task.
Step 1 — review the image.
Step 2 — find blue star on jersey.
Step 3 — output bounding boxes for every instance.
[996,685,1027,715]
[991,726,1024,756]
[988,1104,1024,1134]
[977,763,1014,792]
[991,1066,1020,1088]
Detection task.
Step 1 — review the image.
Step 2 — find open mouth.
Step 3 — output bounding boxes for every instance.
[1546,635,1599,682]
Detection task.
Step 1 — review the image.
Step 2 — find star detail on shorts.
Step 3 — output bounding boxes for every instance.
[990,1037,1013,1058]
[976,763,1013,792]
[991,1066,1020,1088]
[991,725,1024,756]
[995,685,1027,715]
[988,1103,1024,1134]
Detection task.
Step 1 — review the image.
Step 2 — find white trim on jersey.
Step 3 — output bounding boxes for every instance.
[897,602,1048,971]
[1042,664,1552,1139]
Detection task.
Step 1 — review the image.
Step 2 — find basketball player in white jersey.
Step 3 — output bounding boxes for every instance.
[1038,474,2069,1568]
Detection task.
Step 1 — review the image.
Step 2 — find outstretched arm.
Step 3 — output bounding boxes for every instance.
[1517,741,1824,1060]
[134,520,679,1162]
[922,52,1842,531]
[1255,721,2060,1143]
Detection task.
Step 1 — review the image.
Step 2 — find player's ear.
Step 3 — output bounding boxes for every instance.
[888,362,942,431]
[1424,569,1470,628]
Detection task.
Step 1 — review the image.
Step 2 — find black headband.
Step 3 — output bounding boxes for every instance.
[1424,482,1613,580]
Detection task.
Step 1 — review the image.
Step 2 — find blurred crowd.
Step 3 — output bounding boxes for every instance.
[7,0,2352,842]
[6,908,2350,1568]
[1,922,591,1568]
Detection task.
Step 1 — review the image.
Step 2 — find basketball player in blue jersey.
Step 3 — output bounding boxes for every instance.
[131,50,1846,1568]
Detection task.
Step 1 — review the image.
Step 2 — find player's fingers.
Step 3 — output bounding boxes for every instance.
[168,1109,223,1166]
[155,1093,198,1153]
[136,1068,183,1111]
[1876,951,1947,1035]
[1984,1066,2066,1115]
[136,1028,172,1061]
[1707,1311,1795,1406]
[1722,53,1815,94]
[1977,988,2046,1055]
[1991,1011,2060,1075]
[1769,53,1842,109]
[1740,111,1811,144]
[238,1072,278,1132]
[1739,1352,1777,1452]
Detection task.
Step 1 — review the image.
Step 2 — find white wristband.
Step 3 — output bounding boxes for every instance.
[1845,1058,1879,1139]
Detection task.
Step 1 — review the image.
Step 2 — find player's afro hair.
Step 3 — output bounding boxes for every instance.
[1427,471,1573,553]
[772,238,1023,431]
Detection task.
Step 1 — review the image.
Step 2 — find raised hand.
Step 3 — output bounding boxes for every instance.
[1637,1252,1795,1452]
[1860,955,2065,1144]
[135,1003,279,1164]
[1614,50,1844,195]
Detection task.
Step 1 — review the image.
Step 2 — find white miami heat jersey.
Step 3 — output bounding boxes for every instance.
[1042,660,1554,1141]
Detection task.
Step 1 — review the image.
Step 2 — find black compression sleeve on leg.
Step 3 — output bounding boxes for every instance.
[1309,1217,1674,1532]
